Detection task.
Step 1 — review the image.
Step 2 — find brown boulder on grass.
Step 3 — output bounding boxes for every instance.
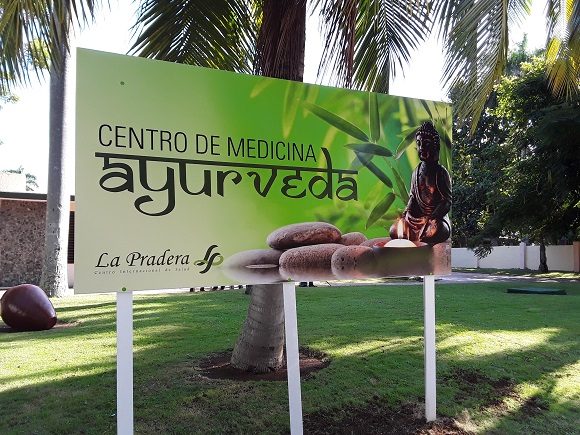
[1,284,57,331]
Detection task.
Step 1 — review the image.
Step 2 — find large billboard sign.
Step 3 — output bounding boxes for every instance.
[75,49,452,293]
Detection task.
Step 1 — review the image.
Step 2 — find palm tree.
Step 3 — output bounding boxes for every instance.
[130,0,578,372]
[0,0,100,296]
[131,0,430,372]
[40,22,70,297]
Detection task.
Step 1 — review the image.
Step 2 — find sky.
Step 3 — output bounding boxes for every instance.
[0,1,548,192]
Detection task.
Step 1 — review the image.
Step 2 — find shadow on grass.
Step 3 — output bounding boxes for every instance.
[0,283,578,434]
[54,301,117,312]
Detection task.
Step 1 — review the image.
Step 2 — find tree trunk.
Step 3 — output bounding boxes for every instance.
[539,238,549,273]
[40,37,70,298]
[231,0,306,372]
[231,284,286,372]
[253,0,306,81]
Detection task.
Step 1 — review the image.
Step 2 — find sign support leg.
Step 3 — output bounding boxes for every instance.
[423,275,436,422]
[117,290,134,434]
[283,282,304,435]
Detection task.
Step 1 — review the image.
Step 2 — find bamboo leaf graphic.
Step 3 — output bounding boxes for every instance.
[282,82,303,137]
[378,210,403,222]
[349,156,364,170]
[356,152,393,188]
[389,164,409,204]
[304,102,369,142]
[250,78,273,98]
[420,99,433,118]
[345,142,392,158]
[403,99,418,126]
[439,137,452,170]
[369,92,380,142]
[435,119,453,149]
[366,193,396,229]
[302,85,320,116]
[398,125,418,138]
[395,125,420,159]
[433,101,442,118]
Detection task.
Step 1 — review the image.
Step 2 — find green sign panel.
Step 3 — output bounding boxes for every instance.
[75,49,452,293]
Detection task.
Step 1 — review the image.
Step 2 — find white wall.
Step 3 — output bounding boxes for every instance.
[546,245,574,271]
[479,245,522,269]
[523,245,575,271]
[452,243,578,272]
[525,245,540,269]
[452,248,479,268]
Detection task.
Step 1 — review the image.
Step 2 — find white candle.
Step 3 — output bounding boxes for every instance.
[385,239,416,248]
[397,219,405,238]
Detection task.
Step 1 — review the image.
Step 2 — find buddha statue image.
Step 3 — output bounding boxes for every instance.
[389,121,451,245]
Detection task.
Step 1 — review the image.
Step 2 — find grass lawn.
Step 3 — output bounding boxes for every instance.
[1,282,579,434]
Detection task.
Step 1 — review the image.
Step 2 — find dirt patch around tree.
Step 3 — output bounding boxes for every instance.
[199,347,330,381]
[302,400,469,435]
[441,367,548,421]
[198,355,546,433]
[302,366,547,434]
[441,367,517,407]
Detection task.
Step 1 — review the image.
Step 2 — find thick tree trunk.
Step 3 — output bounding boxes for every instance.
[231,0,306,372]
[231,284,286,372]
[40,39,70,297]
[253,0,306,81]
[539,238,549,273]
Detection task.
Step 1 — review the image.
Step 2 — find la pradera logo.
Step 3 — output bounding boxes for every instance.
[94,245,222,274]
[194,245,223,274]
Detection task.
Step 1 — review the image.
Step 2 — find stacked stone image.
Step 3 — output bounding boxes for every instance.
[223,222,450,283]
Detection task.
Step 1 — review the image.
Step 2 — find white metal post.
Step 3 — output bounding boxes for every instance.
[116,290,134,435]
[423,275,436,422]
[283,282,304,435]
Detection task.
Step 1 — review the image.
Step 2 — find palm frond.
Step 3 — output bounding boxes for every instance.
[436,0,531,132]
[0,0,100,91]
[315,0,429,93]
[130,0,257,74]
[545,0,560,42]
[314,0,357,88]
[545,0,580,101]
